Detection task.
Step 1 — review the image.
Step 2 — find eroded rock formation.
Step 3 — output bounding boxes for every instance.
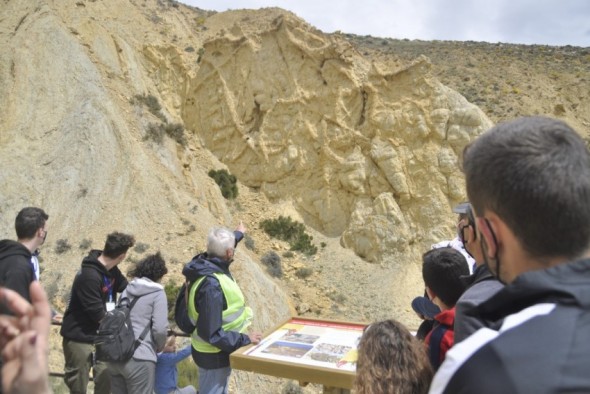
[183,13,492,263]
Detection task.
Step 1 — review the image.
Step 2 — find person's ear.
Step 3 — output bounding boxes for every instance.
[464,224,476,243]
[425,286,435,301]
[226,248,234,260]
[476,217,498,258]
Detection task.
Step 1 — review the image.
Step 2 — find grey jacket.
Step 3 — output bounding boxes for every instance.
[121,277,168,363]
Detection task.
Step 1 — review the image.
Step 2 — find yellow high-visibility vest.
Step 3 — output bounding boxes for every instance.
[188,273,252,353]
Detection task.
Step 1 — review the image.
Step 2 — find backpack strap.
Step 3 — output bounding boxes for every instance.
[122,296,152,350]
[429,324,449,370]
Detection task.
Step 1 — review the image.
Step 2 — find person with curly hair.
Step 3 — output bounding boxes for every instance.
[107,252,169,394]
[355,319,433,394]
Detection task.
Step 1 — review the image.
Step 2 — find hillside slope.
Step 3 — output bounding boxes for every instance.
[0,1,588,393]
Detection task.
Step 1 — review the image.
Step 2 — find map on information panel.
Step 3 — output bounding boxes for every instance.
[243,318,365,372]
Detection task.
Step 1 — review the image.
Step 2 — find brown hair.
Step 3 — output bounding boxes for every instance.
[355,319,433,394]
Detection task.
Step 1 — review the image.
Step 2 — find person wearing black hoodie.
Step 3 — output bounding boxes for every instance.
[429,117,590,393]
[182,223,261,394]
[60,232,135,394]
[0,207,49,313]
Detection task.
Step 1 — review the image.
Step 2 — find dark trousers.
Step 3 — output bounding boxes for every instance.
[62,338,111,394]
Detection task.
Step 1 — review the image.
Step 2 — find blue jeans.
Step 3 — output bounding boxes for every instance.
[198,366,231,394]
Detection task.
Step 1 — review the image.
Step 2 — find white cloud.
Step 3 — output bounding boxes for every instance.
[179,0,590,46]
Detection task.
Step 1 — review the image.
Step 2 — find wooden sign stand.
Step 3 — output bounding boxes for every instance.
[231,316,367,393]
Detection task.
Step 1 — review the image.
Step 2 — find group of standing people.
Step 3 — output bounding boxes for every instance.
[1,116,590,394]
[354,116,590,394]
[59,225,261,394]
[0,207,260,393]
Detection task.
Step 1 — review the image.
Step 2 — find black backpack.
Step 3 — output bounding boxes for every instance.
[94,296,150,362]
[174,281,196,334]
[174,274,216,334]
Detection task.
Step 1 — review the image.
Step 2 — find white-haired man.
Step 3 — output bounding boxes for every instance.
[182,223,261,394]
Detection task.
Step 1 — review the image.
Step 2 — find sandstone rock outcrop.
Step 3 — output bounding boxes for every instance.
[183,13,492,263]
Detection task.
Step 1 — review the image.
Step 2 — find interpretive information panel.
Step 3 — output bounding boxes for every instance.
[231,317,366,389]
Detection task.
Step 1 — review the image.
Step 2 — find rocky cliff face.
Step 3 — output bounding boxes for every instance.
[1,1,584,392]
[182,12,491,265]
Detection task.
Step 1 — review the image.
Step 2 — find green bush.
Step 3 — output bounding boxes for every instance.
[164,122,186,145]
[164,280,181,320]
[144,122,165,144]
[261,251,282,278]
[260,216,317,255]
[79,239,92,250]
[244,234,255,251]
[131,94,162,117]
[329,292,347,304]
[55,239,72,254]
[134,242,150,254]
[282,381,304,394]
[291,232,317,255]
[208,169,238,199]
[296,267,313,279]
[133,93,187,146]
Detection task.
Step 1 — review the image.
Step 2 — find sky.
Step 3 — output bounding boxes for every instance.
[179,0,590,47]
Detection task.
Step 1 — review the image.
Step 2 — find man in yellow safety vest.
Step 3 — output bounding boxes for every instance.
[182,224,261,394]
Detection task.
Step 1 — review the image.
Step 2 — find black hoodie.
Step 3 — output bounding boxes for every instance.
[60,250,127,343]
[0,239,34,314]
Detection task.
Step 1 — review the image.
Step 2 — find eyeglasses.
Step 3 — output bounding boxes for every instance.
[458,223,471,244]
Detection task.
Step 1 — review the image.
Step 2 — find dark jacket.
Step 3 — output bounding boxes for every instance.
[0,240,34,314]
[453,264,504,343]
[430,258,590,394]
[60,250,127,343]
[183,231,250,369]
[425,307,456,371]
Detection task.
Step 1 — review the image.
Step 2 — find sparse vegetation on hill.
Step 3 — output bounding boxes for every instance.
[208,169,239,199]
[344,36,590,136]
[260,216,318,256]
[3,3,589,393]
[132,94,187,145]
[261,250,283,278]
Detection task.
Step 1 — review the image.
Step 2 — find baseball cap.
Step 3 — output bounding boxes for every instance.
[411,296,441,319]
